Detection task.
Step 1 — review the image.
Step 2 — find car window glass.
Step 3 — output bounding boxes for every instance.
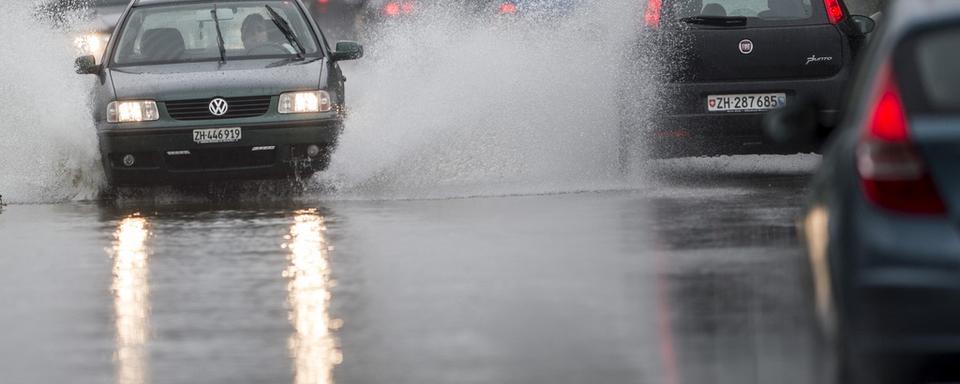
[112,1,319,66]
[915,28,960,111]
[673,0,812,20]
[94,0,130,5]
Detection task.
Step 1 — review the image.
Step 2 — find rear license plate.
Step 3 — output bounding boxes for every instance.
[707,93,786,113]
[193,127,241,144]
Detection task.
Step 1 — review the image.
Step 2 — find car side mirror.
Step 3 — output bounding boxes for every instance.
[763,99,823,147]
[331,41,363,61]
[850,15,876,37]
[75,55,99,74]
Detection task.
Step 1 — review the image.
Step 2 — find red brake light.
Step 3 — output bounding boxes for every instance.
[499,2,518,14]
[823,0,844,24]
[384,1,400,16]
[869,74,909,142]
[857,67,946,215]
[644,0,662,28]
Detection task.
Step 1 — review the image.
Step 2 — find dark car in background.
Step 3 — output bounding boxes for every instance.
[767,0,960,382]
[37,0,131,62]
[488,0,581,19]
[74,0,363,186]
[304,0,366,41]
[356,0,581,27]
[619,0,875,164]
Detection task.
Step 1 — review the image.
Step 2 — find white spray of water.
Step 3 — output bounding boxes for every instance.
[317,1,643,200]
[0,1,103,204]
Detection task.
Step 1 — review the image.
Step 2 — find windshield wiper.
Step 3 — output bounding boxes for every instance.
[679,16,747,27]
[265,5,305,60]
[211,5,227,63]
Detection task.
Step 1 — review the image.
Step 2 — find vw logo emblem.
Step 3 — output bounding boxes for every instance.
[208,98,229,116]
[739,39,754,55]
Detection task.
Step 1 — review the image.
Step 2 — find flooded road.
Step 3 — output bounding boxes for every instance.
[0,164,824,384]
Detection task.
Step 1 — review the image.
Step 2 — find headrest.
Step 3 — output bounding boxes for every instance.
[701,3,727,16]
[141,28,185,61]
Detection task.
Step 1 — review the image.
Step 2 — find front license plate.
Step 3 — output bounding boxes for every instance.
[707,93,786,113]
[193,127,242,144]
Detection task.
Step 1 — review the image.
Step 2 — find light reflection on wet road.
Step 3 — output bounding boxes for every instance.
[0,172,822,384]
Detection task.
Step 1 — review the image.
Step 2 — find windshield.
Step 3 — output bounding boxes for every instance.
[672,0,812,20]
[111,1,319,66]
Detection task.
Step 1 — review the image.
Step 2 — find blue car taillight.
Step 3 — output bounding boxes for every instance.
[857,65,946,215]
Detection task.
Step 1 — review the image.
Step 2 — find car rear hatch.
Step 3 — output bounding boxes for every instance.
[651,0,846,82]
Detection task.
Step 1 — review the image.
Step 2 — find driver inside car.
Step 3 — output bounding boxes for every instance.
[240,13,290,54]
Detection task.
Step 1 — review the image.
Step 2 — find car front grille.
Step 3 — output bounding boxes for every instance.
[165,147,276,171]
[164,96,273,121]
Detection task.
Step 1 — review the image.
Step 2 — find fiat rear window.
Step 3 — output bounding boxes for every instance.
[672,0,813,20]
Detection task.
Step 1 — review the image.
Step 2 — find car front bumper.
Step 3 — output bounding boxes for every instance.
[98,118,341,185]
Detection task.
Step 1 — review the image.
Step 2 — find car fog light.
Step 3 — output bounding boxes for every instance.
[306,145,321,157]
[122,154,136,167]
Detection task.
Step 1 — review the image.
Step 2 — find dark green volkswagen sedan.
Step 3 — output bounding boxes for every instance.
[75,0,362,186]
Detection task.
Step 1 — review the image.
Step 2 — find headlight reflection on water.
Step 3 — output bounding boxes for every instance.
[111,216,151,384]
[283,210,342,384]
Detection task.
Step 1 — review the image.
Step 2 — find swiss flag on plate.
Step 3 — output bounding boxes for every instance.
[708,98,716,108]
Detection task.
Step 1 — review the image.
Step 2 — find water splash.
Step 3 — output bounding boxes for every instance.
[0,1,103,204]
[316,1,642,200]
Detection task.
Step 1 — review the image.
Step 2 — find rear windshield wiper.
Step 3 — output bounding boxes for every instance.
[265,5,305,60]
[211,4,227,63]
[679,16,747,27]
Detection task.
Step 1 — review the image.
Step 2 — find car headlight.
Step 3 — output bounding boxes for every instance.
[107,100,159,123]
[74,32,110,61]
[278,91,332,114]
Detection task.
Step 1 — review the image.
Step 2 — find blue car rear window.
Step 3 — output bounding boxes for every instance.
[915,28,960,111]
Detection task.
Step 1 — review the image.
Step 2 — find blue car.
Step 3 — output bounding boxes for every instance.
[768,0,960,382]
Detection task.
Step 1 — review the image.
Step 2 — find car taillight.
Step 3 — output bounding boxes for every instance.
[499,2,518,14]
[823,0,844,24]
[644,0,662,28]
[857,66,946,215]
[384,1,413,16]
[384,1,400,16]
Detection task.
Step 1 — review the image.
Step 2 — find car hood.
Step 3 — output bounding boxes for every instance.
[108,59,325,100]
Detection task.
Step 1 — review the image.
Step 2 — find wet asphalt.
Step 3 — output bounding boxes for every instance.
[0,166,825,384]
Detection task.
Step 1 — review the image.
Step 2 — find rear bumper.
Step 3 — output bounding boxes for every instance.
[853,269,960,355]
[623,74,847,156]
[839,194,960,361]
[98,118,341,185]
[644,111,832,156]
